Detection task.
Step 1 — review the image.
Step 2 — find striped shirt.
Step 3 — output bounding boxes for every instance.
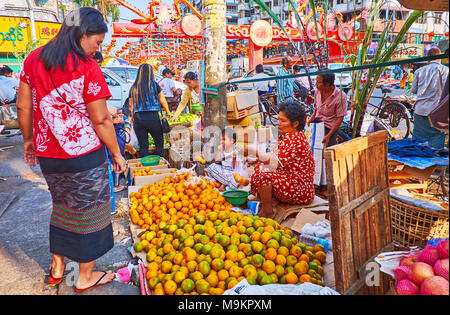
[276,67,294,103]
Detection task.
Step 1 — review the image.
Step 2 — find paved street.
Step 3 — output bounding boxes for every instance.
[0,134,140,295]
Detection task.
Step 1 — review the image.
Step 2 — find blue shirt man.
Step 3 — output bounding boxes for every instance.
[276,57,294,103]
[0,66,19,104]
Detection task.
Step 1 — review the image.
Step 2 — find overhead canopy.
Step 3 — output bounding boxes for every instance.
[397,0,449,11]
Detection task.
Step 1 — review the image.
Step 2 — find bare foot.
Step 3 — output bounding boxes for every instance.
[258,206,275,219]
[75,270,115,290]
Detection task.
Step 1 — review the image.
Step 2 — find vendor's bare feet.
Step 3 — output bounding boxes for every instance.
[75,270,115,290]
[259,206,275,219]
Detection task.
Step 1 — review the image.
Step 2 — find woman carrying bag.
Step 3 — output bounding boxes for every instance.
[16,7,126,292]
[129,63,171,158]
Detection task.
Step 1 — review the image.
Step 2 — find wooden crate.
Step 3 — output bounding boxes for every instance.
[324,130,393,295]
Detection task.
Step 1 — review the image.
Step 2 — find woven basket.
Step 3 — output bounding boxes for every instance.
[390,197,449,248]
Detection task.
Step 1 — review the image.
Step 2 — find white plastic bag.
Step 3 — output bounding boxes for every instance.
[223,279,340,295]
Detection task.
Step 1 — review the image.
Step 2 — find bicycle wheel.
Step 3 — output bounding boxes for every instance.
[335,129,352,144]
[378,101,411,139]
[267,102,279,126]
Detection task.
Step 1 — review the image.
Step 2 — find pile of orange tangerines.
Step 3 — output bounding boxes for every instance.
[129,171,327,295]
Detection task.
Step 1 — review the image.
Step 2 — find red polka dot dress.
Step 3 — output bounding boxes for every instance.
[250,131,315,205]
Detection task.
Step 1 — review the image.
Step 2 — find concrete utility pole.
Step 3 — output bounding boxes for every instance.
[202,0,227,161]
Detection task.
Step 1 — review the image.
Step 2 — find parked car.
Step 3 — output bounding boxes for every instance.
[105,65,138,83]
[102,68,133,109]
[106,65,187,93]
[229,65,279,91]
[328,63,352,94]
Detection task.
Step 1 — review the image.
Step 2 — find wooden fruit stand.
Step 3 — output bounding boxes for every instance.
[324,131,393,295]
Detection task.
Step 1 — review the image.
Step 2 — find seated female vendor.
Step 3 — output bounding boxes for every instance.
[245,100,315,218]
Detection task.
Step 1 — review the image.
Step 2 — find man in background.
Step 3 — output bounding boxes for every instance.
[411,47,448,148]
[0,65,19,105]
[252,64,270,96]
[93,52,103,67]
[276,57,294,103]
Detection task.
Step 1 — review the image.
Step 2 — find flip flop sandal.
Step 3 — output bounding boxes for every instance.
[113,185,126,193]
[74,271,115,293]
[48,264,65,285]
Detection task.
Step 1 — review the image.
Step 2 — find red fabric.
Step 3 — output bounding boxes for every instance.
[314,87,348,130]
[20,47,111,159]
[250,131,315,205]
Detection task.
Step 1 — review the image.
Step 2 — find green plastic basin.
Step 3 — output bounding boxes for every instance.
[221,190,250,206]
[140,155,161,166]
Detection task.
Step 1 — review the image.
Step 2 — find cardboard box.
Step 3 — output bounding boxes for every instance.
[228,112,262,127]
[133,168,178,186]
[227,90,259,119]
[290,208,329,234]
[227,104,259,120]
[227,90,259,111]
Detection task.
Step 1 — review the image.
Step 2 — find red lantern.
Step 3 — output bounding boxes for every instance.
[428,31,435,37]
[445,31,449,37]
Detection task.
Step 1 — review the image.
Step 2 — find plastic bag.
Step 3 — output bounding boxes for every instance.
[223,279,340,295]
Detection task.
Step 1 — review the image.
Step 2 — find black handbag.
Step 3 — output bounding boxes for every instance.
[160,111,170,134]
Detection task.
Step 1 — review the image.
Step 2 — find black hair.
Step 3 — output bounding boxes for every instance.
[93,51,103,62]
[255,64,264,73]
[184,71,198,80]
[129,63,157,109]
[319,72,335,87]
[222,128,237,143]
[38,7,108,72]
[278,100,306,131]
[293,64,301,72]
[0,65,13,76]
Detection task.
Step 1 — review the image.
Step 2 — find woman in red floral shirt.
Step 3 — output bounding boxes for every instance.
[248,101,315,218]
[17,7,126,292]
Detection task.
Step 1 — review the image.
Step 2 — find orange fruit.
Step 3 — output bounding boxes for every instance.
[299,274,312,283]
[184,248,197,262]
[285,272,298,284]
[217,269,229,281]
[264,248,277,261]
[294,261,309,276]
[226,250,238,262]
[229,265,243,278]
[164,280,177,295]
[298,254,310,263]
[290,246,302,258]
[275,254,286,266]
[206,273,219,287]
[277,246,289,257]
[262,260,276,274]
[314,251,327,264]
[195,279,210,294]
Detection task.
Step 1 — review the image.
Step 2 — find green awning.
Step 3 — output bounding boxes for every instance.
[0,54,23,73]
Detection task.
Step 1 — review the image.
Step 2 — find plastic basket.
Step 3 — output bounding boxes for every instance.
[390,197,449,248]
[222,190,250,206]
[140,155,162,166]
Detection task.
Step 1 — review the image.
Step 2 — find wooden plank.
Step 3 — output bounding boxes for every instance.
[337,156,356,292]
[345,243,394,295]
[324,149,346,294]
[327,131,389,161]
[346,154,363,279]
[338,186,384,217]
[352,151,367,281]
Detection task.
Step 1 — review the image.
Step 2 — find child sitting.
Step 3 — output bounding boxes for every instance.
[205,128,249,191]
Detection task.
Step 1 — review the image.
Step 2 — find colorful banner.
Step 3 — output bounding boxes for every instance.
[0,16,60,53]
[392,44,424,60]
